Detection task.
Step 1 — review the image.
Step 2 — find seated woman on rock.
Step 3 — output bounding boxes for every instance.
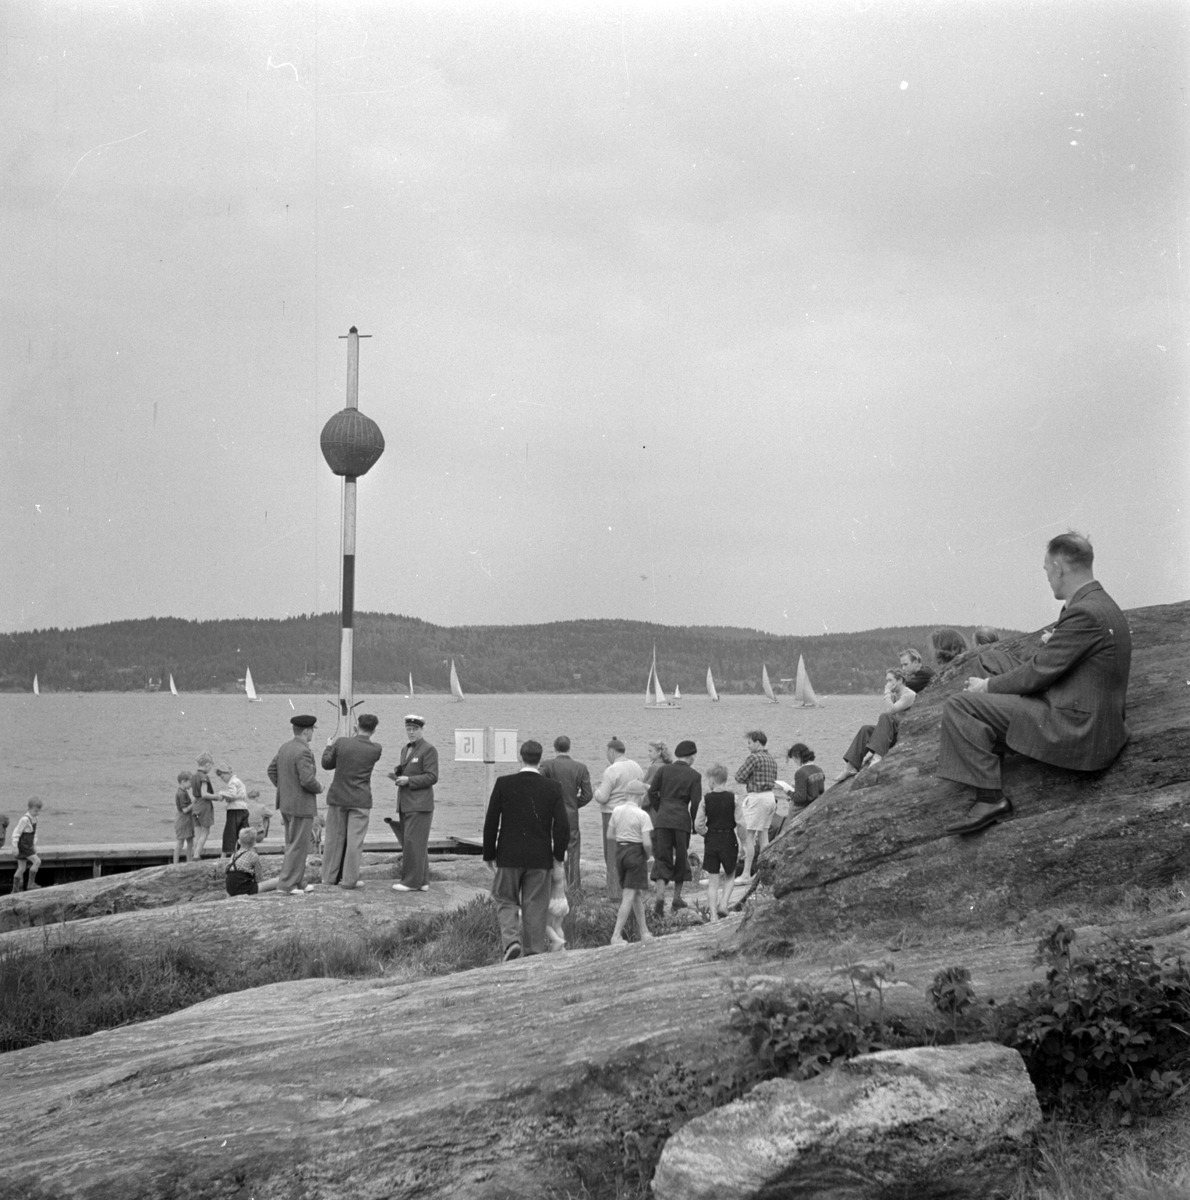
[929,627,969,667]
[835,669,919,782]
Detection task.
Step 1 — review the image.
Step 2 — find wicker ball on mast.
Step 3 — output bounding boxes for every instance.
[320,327,385,739]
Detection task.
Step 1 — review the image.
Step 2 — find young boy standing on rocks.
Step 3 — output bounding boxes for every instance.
[607,780,655,945]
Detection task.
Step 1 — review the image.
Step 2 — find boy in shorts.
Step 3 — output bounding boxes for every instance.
[11,796,43,892]
[607,779,655,945]
[694,763,746,918]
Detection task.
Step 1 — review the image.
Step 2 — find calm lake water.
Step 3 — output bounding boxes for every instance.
[0,692,877,848]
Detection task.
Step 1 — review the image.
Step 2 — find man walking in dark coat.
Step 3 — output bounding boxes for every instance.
[538,735,592,890]
[483,740,569,960]
[941,532,1132,835]
[320,713,383,889]
[646,739,702,915]
[267,714,323,894]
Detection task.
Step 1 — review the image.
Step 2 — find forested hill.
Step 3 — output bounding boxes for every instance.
[0,614,1018,695]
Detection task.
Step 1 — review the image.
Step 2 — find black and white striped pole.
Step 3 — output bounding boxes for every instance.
[320,327,385,741]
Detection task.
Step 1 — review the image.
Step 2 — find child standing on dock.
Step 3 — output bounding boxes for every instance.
[607,780,655,945]
[11,796,43,893]
[173,770,195,864]
[190,754,217,860]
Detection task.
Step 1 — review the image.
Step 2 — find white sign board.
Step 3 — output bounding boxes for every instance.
[492,729,519,763]
[455,727,519,763]
[455,729,486,762]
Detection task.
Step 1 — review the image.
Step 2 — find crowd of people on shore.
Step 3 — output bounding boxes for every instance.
[6,536,1132,956]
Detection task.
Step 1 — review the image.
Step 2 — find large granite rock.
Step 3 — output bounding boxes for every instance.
[745,601,1190,947]
[0,857,493,974]
[652,1042,1042,1200]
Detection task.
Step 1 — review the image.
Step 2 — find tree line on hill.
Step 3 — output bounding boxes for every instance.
[0,613,1018,695]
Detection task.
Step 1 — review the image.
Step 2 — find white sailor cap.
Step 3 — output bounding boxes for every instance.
[403,714,426,727]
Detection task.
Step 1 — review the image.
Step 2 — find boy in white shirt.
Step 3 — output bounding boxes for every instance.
[11,796,43,892]
[607,779,655,945]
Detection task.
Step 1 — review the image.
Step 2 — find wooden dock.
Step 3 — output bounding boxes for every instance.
[0,835,484,892]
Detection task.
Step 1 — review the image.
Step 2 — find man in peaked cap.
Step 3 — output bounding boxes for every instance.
[389,715,439,892]
[645,739,701,915]
[267,713,323,894]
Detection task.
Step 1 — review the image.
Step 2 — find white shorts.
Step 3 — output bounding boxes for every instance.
[742,791,776,832]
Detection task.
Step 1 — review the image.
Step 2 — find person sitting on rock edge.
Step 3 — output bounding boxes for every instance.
[835,666,919,782]
[940,532,1131,836]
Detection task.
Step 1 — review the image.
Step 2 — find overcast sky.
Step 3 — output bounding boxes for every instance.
[3,1,1186,639]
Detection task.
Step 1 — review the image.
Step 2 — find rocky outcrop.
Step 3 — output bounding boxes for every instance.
[745,601,1190,947]
[652,1043,1042,1200]
[0,857,493,974]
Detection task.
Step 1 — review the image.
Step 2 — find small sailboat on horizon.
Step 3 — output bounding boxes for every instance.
[32,674,39,696]
[406,671,414,699]
[706,666,719,702]
[793,655,821,707]
[449,660,465,701]
[761,663,779,704]
[169,674,178,697]
[645,645,680,708]
[244,666,263,703]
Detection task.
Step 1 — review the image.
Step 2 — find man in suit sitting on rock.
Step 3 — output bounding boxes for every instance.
[483,739,570,961]
[940,532,1132,835]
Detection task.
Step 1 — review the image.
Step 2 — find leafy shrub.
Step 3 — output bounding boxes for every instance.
[728,976,882,1081]
[990,924,1190,1117]
[929,965,977,1043]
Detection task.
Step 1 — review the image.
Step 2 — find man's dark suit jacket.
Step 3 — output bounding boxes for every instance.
[483,769,569,870]
[321,735,383,809]
[986,581,1131,770]
[394,737,438,814]
[267,736,323,817]
[538,754,592,828]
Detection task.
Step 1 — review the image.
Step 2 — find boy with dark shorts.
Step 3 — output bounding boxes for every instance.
[694,763,746,918]
[607,780,655,945]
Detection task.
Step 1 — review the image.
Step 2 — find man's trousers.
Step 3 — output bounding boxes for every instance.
[321,806,371,887]
[490,866,552,956]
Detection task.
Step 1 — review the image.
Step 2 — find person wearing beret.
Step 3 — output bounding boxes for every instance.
[645,739,702,916]
[390,715,439,892]
[267,714,323,895]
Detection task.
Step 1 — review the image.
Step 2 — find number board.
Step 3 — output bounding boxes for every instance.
[455,729,486,762]
[455,728,520,763]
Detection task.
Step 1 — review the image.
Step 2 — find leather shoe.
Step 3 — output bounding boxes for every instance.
[946,797,1013,835]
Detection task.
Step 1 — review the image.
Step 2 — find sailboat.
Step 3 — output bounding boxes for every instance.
[793,655,821,707]
[407,672,414,699]
[644,645,680,708]
[673,683,682,701]
[32,674,39,696]
[761,663,779,704]
[449,660,465,701]
[244,666,263,703]
[169,674,179,696]
[706,667,719,702]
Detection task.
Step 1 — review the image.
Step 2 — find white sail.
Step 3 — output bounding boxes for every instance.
[762,663,778,703]
[794,655,821,706]
[408,672,414,698]
[645,645,679,707]
[674,684,682,700]
[450,659,465,701]
[244,666,261,702]
[32,674,39,696]
[169,674,178,696]
[706,667,719,702]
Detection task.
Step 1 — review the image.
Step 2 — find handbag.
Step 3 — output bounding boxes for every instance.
[16,828,35,857]
[225,850,258,896]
